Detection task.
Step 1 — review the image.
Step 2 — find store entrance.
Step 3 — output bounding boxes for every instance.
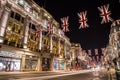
[42,58,51,71]
[0,57,21,71]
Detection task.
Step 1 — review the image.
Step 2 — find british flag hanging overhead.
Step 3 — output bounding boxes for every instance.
[47,20,53,34]
[88,49,91,56]
[61,16,69,32]
[35,25,41,37]
[101,48,106,55]
[77,11,89,29]
[98,4,113,24]
[95,49,98,55]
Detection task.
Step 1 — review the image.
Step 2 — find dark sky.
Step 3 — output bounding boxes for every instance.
[35,0,120,51]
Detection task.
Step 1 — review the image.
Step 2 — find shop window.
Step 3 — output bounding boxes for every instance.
[4,21,23,47]
[12,23,20,33]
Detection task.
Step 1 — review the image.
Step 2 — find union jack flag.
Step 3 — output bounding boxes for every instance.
[98,4,113,24]
[101,48,106,55]
[35,25,41,37]
[61,16,69,32]
[100,56,104,63]
[97,56,99,62]
[47,20,53,34]
[82,50,86,56]
[88,49,91,55]
[77,11,89,29]
[95,49,98,55]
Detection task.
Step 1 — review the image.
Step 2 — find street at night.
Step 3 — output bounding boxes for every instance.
[0,0,120,80]
[0,69,116,80]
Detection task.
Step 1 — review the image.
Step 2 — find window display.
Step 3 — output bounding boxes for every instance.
[0,57,21,71]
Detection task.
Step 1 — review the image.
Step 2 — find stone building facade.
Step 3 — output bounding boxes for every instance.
[0,0,71,71]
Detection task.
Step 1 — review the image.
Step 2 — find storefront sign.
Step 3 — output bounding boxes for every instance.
[0,51,22,58]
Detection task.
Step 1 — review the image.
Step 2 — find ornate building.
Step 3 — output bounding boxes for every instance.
[70,43,88,70]
[108,19,120,69]
[0,0,71,71]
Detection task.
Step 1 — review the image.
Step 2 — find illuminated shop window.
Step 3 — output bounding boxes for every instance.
[4,21,23,48]
[27,23,39,51]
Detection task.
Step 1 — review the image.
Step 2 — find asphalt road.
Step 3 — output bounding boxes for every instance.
[0,69,110,80]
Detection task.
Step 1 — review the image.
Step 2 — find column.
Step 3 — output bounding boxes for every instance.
[23,16,30,48]
[21,54,26,71]
[50,35,53,53]
[58,60,60,70]
[0,5,11,43]
[39,27,42,50]
[64,61,67,71]
[50,58,54,71]
[64,41,67,70]
[58,38,60,55]
[37,56,42,71]
[64,41,67,58]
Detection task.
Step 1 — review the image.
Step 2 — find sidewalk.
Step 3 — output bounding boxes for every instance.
[0,71,54,75]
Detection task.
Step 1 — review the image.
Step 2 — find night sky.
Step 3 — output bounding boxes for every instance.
[35,0,120,51]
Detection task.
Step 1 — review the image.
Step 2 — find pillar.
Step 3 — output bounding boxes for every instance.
[50,35,53,53]
[39,26,42,50]
[23,16,30,48]
[64,41,67,58]
[37,56,42,71]
[0,4,11,43]
[50,58,54,71]
[58,39,60,55]
[21,54,26,71]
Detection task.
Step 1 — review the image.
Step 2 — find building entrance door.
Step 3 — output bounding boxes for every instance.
[42,58,51,71]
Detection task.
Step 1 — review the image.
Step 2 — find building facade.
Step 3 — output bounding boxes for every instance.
[0,0,71,71]
[108,19,120,79]
[70,43,88,70]
[108,19,120,69]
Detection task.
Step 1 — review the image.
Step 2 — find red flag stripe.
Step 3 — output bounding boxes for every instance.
[47,20,53,34]
[35,25,41,37]
[61,16,69,32]
[77,11,89,29]
[98,4,113,24]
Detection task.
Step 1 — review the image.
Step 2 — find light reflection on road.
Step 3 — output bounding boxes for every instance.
[16,69,107,80]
